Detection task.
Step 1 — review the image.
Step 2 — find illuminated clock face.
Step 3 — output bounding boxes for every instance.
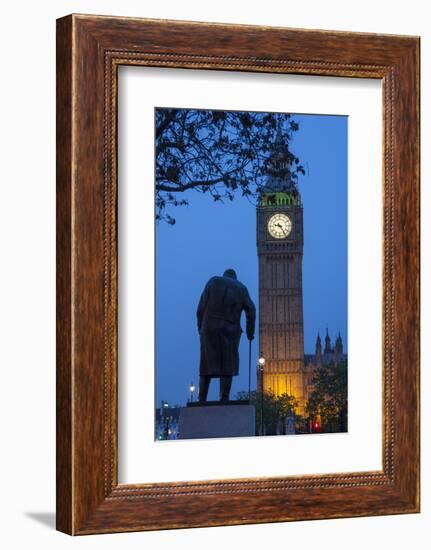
[267,213,292,239]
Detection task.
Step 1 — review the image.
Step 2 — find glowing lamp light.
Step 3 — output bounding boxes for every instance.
[258,356,266,366]
[189,381,196,403]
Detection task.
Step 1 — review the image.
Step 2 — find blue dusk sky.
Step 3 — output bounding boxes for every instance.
[155,112,348,406]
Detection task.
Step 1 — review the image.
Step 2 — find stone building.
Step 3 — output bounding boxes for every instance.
[304,329,347,396]
[155,403,180,440]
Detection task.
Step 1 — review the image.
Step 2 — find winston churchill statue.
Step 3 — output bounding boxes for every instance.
[196,269,256,402]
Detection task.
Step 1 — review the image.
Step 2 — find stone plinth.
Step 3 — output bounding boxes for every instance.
[178,402,255,440]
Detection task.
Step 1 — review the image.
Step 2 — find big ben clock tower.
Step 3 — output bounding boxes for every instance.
[256,122,306,414]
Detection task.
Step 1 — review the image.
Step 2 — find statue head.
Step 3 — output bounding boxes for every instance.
[223,268,237,280]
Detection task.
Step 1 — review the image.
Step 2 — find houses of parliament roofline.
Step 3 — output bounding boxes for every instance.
[304,329,347,368]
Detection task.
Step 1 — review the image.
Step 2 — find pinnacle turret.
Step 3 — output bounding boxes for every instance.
[324,328,331,354]
[315,332,322,358]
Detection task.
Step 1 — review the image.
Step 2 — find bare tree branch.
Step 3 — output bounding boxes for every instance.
[155,108,303,223]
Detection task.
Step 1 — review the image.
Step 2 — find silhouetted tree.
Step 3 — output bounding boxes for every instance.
[306,360,348,432]
[155,108,304,223]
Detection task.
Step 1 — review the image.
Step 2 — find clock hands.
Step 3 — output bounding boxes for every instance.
[275,222,288,235]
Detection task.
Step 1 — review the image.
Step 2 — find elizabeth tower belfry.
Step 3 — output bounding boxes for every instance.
[256,120,306,413]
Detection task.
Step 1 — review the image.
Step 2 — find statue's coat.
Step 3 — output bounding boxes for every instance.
[197,275,256,377]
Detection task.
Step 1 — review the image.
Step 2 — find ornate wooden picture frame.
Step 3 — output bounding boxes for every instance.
[56,14,420,535]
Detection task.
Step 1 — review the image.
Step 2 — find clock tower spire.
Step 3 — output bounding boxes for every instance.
[256,119,306,413]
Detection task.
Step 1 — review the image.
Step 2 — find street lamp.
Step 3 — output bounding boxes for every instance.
[162,401,169,439]
[258,356,265,436]
[257,356,266,392]
[189,381,195,403]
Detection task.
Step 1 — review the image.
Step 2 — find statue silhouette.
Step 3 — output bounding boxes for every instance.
[196,269,256,402]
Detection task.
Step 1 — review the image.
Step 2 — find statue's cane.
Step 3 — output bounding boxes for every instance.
[248,338,252,397]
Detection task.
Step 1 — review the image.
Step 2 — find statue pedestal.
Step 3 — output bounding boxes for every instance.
[178,402,255,440]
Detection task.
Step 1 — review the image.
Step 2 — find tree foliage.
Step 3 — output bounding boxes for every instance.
[237,390,299,435]
[155,108,305,223]
[306,359,348,432]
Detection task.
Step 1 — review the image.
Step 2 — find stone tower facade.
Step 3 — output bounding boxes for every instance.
[256,123,306,414]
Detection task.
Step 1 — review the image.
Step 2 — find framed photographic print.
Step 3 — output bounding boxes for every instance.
[56,14,420,534]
